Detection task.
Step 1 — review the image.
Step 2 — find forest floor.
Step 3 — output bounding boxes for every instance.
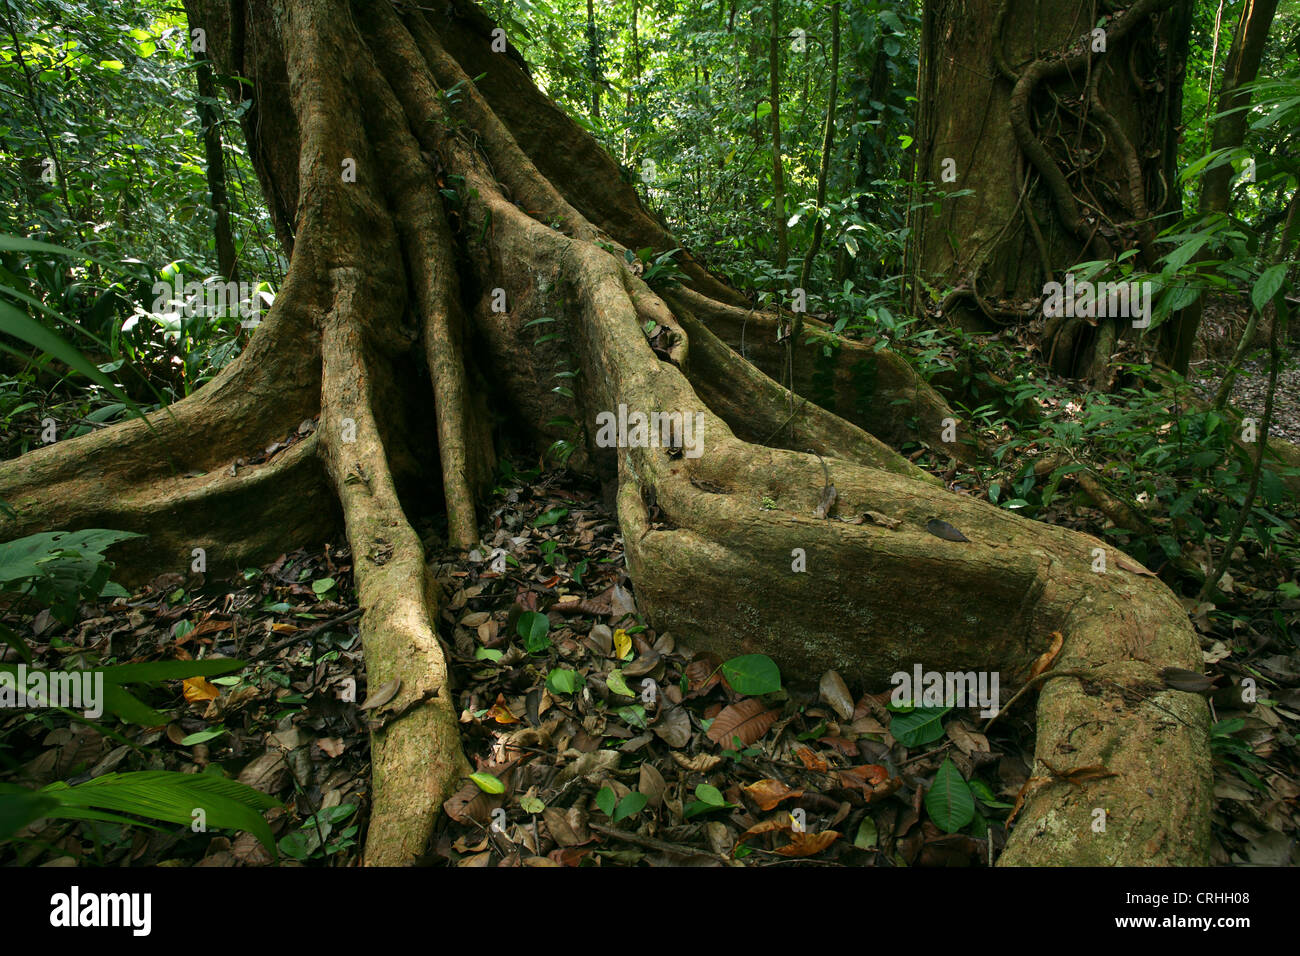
[2,445,1296,866]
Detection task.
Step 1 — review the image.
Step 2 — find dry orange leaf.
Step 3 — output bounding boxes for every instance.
[775,829,840,857]
[737,816,793,845]
[486,693,520,724]
[793,746,830,772]
[669,751,723,773]
[705,698,778,747]
[190,618,232,638]
[182,676,220,703]
[743,778,805,811]
[838,764,889,788]
[684,652,723,697]
[1029,631,1064,679]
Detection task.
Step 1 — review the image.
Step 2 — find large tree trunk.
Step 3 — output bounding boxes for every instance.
[910,0,1192,386]
[0,0,1210,866]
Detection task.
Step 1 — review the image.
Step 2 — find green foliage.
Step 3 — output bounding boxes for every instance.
[0,528,140,626]
[279,803,360,861]
[924,757,975,833]
[469,772,505,794]
[595,785,647,823]
[720,653,781,695]
[0,770,280,855]
[1210,718,1267,790]
[888,705,950,747]
[0,1,284,439]
[516,610,552,653]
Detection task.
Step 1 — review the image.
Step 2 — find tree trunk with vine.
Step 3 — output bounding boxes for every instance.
[910,0,1192,386]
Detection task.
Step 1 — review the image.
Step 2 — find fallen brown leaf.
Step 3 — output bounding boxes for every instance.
[706,698,779,747]
[743,778,806,811]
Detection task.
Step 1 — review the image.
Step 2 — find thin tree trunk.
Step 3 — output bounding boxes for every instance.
[1169,0,1279,375]
[194,33,239,281]
[587,0,601,120]
[1212,186,1298,409]
[769,0,788,272]
[795,1,840,316]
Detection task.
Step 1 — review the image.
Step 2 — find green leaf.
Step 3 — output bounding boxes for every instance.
[890,706,951,747]
[516,611,551,652]
[0,529,141,589]
[854,815,878,849]
[618,704,647,729]
[606,669,635,697]
[720,654,781,695]
[0,300,135,408]
[38,770,279,854]
[695,783,726,806]
[1252,263,1287,312]
[533,507,568,528]
[546,667,581,695]
[613,791,648,822]
[520,796,546,814]
[469,772,504,794]
[0,790,60,840]
[968,778,1014,810]
[312,577,336,595]
[475,647,503,662]
[925,758,975,832]
[179,728,225,746]
[595,786,617,817]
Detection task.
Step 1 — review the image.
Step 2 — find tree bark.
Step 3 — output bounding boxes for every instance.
[0,0,1210,867]
[909,0,1192,384]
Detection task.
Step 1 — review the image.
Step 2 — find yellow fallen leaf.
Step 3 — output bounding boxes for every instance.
[183,676,220,703]
[613,628,631,659]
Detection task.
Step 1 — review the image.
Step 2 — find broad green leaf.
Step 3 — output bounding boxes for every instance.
[890,706,950,747]
[39,770,278,853]
[180,729,225,745]
[516,611,550,652]
[606,669,635,697]
[613,791,648,822]
[696,783,726,806]
[720,654,781,695]
[469,772,504,794]
[1252,263,1287,312]
[533,507,568,527]
[546,667,581,695]
[595,786,617,817]
[925,758,975,832]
